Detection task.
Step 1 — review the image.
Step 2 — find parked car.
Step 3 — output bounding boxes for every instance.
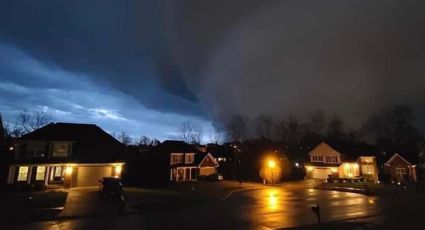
[99,177,123,197]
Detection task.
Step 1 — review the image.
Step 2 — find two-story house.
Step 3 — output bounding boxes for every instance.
[152,141,219,182]
[6,123,125,188]
[304,142,379,181]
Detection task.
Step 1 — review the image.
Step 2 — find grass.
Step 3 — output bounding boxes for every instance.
[321,181,397,194]
[27,191,68,209]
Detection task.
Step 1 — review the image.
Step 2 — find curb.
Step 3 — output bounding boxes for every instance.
[221,186,267,201]
[315,186,375,196]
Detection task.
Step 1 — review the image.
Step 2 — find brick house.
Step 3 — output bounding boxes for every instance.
[384,153,418,183]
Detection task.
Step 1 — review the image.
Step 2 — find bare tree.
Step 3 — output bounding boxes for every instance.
[7,111,53,137]
[138,136,152,146]
[211,130,222,144]
[327,114,346,141]
[254,114,274,139]
[225,115,249,143]
[117,131,132,145]
[0,113,5,142]
[179,121,203,144]
[310,110,327,135]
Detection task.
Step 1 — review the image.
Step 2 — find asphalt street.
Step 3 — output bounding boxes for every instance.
[4,180,386,230]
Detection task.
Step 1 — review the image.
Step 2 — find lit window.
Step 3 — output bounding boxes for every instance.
[361,165,374,175]
[53,143,68,157]
[54,166,62,177]
[17,166,29,181]
[171,153,184,164]
[185,154,194,164]
[36,166,46,181]
[361,157,374,163]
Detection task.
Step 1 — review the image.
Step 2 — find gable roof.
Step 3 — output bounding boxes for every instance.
[308,142,341,156]
[197,153,218,167]
[385,153,416,166]
[21,122,121,143]
[18,122,125,163]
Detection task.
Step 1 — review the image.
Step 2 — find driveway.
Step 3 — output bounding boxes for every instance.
[58,187,129,218]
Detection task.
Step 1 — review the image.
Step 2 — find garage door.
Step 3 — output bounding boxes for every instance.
[199,167,217,176]
[312,168,332,179]
[73,166,113,187]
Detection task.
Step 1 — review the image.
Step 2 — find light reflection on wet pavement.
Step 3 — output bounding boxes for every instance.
[6,181,382,230]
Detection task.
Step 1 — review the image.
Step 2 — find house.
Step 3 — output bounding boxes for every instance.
[151,141,219,182]
[304,142,379,181]
[6,123,125,188]
[384,153,418,183]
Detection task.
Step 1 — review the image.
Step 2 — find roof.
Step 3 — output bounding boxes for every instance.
[17,122,125,163]
[309,142,377,161]
[308,142,339,155]
[152,140,201,154]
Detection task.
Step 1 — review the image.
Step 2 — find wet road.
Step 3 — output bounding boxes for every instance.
[6,180,381,230]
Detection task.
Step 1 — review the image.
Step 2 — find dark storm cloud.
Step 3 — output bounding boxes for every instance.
[0,0,202,116]
[1,0,425,131]
[163,0,425,126]
[0,45,215,141]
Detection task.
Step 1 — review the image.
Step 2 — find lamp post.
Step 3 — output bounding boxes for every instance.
[268,160,276,185]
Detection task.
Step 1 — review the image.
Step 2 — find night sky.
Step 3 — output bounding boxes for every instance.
[1,0,425,141]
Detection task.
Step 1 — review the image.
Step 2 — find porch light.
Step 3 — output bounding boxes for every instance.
[65,166,73,175]
[115,165,122,175]
[306,166,313,171]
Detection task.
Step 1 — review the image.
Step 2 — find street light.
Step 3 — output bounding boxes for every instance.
[268,160,276,185]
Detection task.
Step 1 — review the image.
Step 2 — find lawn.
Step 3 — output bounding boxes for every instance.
[320,181,400,195]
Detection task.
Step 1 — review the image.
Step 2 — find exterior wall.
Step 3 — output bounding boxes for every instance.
[384,155,416,182]
[357,157,379,181]
[7,163,124,188]
[170,167,197,182]
[308,143,342,164]
[338,163,360,178]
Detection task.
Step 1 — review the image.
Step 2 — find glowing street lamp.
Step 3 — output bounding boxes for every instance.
[268,159,276,185]
[268,160,276,169]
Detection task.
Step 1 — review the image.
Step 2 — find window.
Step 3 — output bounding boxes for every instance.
[361,165,375,175]
[26,142,46,157]
[396,168,407,175]
[54,166,62,177]
[312,155,324,162]
[53,143,69,157]
[325,156,337,163]
[17,166,29,181]
[171,153,184,164]
[361,157,373,163]
[36,166,46,181]
[185,153,194,164]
